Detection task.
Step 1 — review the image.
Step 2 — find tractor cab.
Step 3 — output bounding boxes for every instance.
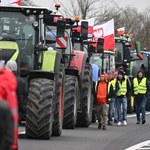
[0,6,51,75]
[90,51,115,73]
[115,35,131,74]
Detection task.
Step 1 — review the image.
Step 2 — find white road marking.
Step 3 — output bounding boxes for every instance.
[124,140,150,150]
[127,112,150,118]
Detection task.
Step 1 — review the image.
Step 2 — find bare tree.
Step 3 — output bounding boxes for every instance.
[51,0,119,20]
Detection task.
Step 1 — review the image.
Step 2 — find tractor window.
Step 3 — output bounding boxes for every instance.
[46,26,56,49]
[0,12,36,73]
[115,42,123,64]
[90,53,114,73]
[73,42,88,54]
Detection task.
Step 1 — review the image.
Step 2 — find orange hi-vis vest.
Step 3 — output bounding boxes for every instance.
[97,81,107,105]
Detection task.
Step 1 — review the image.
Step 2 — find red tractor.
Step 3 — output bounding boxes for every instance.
[57,18,93,129]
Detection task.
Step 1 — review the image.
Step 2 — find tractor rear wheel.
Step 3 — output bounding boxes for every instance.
[76,63,93,127]
[63,75,78,129]
[26,78,55,139]
[52,64,64,136]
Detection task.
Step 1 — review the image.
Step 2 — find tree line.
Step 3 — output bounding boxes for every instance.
[23,0,150,50]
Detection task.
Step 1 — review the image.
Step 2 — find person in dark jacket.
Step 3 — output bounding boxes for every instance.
[6,60,26,123]
[107,71,119,125]
[131,70,149,124]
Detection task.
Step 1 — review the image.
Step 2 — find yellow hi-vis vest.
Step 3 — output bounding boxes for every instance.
[133,77,147,95]
[116,79,127,96]
[108,79,116,94]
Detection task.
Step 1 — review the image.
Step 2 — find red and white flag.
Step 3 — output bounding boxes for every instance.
[117,27,125,35]
[0,0,21,6]
[75,18,95,35]
[93,19,115,50]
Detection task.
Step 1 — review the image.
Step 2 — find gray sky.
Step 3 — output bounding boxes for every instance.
[32,0,150,12]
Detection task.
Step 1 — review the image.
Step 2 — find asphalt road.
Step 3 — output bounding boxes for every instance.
[19,113,150,150]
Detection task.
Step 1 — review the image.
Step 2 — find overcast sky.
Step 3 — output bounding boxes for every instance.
[32,0,150,12]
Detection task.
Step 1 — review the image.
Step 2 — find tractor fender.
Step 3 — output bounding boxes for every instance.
[27,71,55,89]
[65,68,79,78]
[70,50,88,78]
[91,64,99,82]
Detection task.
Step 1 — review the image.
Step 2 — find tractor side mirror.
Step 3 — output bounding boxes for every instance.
[81,21,88,40]
[97,38,104,53]
[57,20,66,37]
[123,44,131,63]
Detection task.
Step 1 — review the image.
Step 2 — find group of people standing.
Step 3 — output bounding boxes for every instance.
[94,68,149,130]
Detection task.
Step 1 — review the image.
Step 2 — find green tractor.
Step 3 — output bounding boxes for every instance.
[0,6,65,139]
[115,35,135,114]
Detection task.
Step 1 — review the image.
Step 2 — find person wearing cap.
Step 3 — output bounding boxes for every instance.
[95,74,108,130]
[6,60,26,124]
[116,70,130,126]
[131,70,149,124]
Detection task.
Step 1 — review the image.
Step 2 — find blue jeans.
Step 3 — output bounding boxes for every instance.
[116,96,127,122]
[108,98,118,121]
[135,95,147,121]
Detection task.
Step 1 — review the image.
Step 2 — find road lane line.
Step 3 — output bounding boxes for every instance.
[127,112,150,118]
[124,140,150,150]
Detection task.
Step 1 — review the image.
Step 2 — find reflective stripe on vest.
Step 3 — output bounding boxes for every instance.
[133,77,147,95]
[116,79,127,96]
[108,79,116,94]
[95,81,98,91]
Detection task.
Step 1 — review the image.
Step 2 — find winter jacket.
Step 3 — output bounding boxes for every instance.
[0,68,18,150]
[96,80,108,105]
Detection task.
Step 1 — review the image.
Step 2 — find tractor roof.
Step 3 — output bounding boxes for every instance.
[0,5,52,15]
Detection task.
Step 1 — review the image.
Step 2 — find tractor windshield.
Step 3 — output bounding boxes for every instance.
[90,53,115,73]
[0,11,37,72]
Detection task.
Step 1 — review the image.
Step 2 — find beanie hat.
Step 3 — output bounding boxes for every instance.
[5,60,17,72]
[118,70,124,76]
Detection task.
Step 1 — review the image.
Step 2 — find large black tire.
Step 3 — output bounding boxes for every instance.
[52,64,64,136]
[76,63,93,127]
[26,78,55,139]
[0,100,14,150]
[63,75,79,129]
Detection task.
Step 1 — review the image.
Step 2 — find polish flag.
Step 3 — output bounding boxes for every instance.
[75,18,95,35]
[117,27,125,35]
[93,19,115,50]
[0,0,21,6]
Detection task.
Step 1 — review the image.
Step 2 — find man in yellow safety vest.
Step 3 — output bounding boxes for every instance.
[131,70,149,124]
